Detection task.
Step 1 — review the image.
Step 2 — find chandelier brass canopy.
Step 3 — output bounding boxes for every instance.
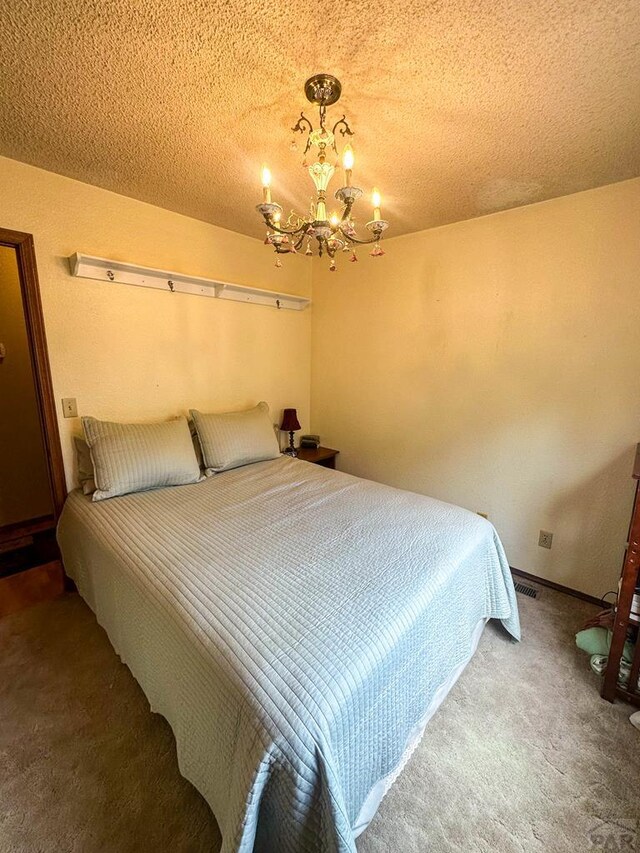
[256,74,389,271]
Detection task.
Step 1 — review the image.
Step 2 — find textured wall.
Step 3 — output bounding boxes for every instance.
[311,178,640,598]
[0,156,312,490]
[4,148,639,598]
[0,246,53,525]
[1,0,639,240]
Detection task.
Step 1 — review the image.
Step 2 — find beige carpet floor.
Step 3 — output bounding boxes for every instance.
[1,587,639,852]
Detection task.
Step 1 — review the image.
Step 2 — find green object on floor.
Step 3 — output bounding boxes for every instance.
[576,627,609,656]
[576,627,634,663]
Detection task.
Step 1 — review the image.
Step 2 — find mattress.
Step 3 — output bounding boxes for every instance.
[57,455,520,852]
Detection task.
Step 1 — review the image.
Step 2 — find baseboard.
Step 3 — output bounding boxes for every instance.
[510,566,603,608]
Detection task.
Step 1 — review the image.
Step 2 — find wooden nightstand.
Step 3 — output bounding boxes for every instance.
[295,446,339,469]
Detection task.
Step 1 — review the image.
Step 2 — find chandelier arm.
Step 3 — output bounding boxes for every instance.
[339,229,383,246]
[291,112,313,135]
[265,219,310,237]
[340,200,355,222]
[291,112,314,155]
[331,116,354,149]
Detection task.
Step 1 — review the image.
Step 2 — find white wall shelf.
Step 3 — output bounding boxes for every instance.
[68,253,310,311]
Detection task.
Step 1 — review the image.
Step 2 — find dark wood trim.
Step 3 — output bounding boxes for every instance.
[0,535,33,554]
[609,686,640,709]
[0,228,66,518]
[0,514,55,545]
[510,566,603,607]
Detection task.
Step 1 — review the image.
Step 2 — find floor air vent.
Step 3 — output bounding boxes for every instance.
[514,581,540,599]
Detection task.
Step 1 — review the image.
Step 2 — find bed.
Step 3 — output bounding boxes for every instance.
[57,454,520,852]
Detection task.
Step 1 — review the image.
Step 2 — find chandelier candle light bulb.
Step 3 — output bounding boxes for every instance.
[261,166,272,204]
[255,74,390,270]
[342,145,354,187]
[372,188,381,221]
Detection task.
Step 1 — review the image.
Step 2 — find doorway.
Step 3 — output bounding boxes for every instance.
[0,228,66,613]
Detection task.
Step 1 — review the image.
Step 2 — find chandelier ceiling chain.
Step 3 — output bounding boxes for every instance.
[256,74,389,272]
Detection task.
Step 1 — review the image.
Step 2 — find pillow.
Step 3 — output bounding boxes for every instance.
[73,435,96,495]
[82,415,201,501]
[74,425,204,496]
[190,402,280,474]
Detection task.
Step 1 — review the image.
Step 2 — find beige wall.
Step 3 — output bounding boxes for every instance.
[0,246,53,525]
[311,178,640,598]
[3,152,638,599]
[0,156,312,491]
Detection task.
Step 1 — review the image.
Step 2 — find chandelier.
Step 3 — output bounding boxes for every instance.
[256,74,389,271]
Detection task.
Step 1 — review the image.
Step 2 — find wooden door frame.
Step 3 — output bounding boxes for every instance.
[0,228,66,536]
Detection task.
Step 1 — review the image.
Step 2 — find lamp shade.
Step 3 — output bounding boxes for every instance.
[281,408,301,432]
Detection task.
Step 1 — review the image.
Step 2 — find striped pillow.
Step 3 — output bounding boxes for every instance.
[190,402,280,474]
[82,416,201,501]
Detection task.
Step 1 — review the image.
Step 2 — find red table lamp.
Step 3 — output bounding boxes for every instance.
[281,408,301,456]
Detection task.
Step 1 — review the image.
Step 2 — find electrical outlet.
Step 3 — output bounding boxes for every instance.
[538,529,553,549]
[62,397,78,418]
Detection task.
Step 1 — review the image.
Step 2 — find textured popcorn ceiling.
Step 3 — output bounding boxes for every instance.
[1,0,640,238]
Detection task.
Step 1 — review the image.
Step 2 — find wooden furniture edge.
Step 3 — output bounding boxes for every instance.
[295,446,340,463]
[601,442,640,703]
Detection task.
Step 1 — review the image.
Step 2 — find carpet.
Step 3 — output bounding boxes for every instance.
[1,587,638,852]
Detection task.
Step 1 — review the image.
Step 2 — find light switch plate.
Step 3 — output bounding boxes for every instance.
[62,397,78,418]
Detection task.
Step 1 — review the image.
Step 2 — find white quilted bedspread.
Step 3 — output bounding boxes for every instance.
[58,456,520,852]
